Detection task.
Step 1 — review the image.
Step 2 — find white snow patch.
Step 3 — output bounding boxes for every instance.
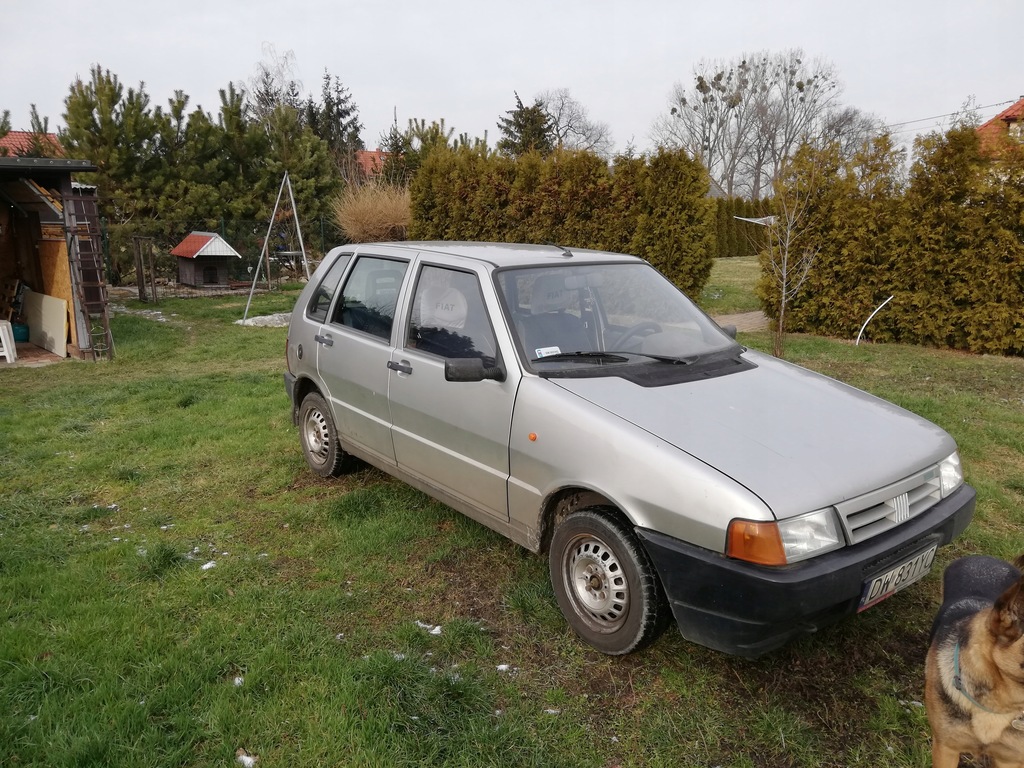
[235,313,290,328]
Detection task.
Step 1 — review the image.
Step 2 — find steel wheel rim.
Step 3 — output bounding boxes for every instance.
[303,407,331,466]
[562,533,629,633]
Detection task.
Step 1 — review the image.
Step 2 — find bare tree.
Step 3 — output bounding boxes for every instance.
[538,88,614,157]
[653,60,762,196]
[653,49,851,199]
[243,44,304,126]
[758,145,828,357]
[820,106,884,162]
[947,95,983,129]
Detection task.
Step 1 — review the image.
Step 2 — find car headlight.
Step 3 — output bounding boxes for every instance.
[727,509,843,566]
[939,451,964,497]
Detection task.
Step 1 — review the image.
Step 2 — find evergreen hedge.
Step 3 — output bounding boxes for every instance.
[409,147,716,296]
[714,197,769,259]
[759,129,1024,356]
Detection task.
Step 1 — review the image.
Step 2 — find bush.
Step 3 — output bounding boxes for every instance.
[332,183,411,243]
[409,146,717,295]
[758,128,1024,356]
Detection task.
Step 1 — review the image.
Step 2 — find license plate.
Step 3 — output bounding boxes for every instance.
[858,545,937,612]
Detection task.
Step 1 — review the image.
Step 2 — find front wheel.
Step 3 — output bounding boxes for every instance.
[549,508,670,655]
[298,392,348,477]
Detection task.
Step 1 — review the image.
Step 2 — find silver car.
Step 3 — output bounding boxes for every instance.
[284,242,975,657]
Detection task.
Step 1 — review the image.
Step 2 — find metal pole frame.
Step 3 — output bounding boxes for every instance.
[285,174,311,279]
[242,171,312,323]
[243,172,289,324]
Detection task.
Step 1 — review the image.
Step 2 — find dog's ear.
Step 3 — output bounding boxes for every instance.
[990,578,1024,644]
[1013,554,1024,572]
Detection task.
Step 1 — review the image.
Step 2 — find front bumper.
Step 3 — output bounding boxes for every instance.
[636,483,976,657]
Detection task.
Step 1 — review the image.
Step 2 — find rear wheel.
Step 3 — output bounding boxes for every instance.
[549,508,670,655]
[298,392,348,477]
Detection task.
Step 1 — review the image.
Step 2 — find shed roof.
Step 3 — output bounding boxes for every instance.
[170,231,242,259]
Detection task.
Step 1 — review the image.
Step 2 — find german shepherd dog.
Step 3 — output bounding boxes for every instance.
[926,554,1024,767]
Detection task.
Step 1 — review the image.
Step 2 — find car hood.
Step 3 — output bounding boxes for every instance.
[552,351,955,519]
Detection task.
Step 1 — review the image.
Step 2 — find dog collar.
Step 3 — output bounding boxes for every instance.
[953,641,1024,730]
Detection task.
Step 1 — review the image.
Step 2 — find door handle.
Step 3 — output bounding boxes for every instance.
[314,334,333,347]
[387,360,413,375]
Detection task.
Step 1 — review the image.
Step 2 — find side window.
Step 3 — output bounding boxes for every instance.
[407,266,497,362]
[306,253,352,323]
[331,256,408,341]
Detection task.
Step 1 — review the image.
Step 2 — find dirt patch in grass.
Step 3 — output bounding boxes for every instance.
[271,555,322,585]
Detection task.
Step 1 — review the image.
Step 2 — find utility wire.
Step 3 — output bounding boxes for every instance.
[885,100,1014,130]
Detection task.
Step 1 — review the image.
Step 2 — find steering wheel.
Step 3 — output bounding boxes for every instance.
[610,321,662,348]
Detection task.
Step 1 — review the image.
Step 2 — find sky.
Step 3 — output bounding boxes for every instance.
[2,0,1021,156]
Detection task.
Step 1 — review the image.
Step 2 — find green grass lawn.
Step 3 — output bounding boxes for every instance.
[1,288,1022,767]
[699,255,763,315]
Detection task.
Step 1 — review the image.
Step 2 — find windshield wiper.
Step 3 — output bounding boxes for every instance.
[531,351,630,364]
[603,350,699,365]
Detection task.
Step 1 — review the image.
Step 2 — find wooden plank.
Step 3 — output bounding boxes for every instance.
[21,288,68,357]
[36,239,78,348]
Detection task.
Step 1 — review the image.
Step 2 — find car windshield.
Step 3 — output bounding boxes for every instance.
[496,262,738,371]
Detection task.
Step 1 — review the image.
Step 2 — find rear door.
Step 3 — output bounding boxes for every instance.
[316,249,410,468]
[388,261,519,520]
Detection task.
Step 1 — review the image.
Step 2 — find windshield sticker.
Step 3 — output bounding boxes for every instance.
[534,346,562,359]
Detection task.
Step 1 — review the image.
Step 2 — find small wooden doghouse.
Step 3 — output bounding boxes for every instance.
[171,231,242,287]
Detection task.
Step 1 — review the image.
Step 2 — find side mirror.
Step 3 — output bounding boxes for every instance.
[445,357,505,382]
[720,324,737,340]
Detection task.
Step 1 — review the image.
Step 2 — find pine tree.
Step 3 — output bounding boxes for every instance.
[60,66,161,279]
[496,92,554,158]
[303,70,364,179]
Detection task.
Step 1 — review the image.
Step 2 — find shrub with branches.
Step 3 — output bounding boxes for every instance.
[332,183,411,243]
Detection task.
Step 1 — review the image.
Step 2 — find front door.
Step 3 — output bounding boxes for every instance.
[388,263,518,520]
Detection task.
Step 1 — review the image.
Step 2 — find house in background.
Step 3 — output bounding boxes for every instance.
[0,130,65,158]
[977,96,1024,154]
[0,155,112,362]
[171,231,242,287]
[354,149,389,180]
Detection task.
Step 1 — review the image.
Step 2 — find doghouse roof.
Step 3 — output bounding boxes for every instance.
[170,231,242,259]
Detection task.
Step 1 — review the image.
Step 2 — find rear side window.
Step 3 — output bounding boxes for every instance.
[331,256,409,341]
[306,253,352,323]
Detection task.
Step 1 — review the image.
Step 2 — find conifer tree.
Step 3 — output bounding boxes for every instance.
[61,66,160,279]
[496,92,554,158]
[628,148,716,295]
[303,70,364,179]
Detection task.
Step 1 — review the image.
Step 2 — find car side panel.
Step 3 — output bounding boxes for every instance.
[507,376,772,552]
[318,328,398,467]
[389,348,516,520]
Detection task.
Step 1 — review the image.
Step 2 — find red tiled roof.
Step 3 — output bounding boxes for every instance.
[0,131,64,157]
[977,97,1024,154]
[355,149,389,178]
[170,231,242,259]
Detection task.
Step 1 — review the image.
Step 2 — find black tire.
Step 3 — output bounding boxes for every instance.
[298,392,348,477]
[548,507,670,655]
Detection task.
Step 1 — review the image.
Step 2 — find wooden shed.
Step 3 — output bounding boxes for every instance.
[171,231,242,287]
[0,157,112,361]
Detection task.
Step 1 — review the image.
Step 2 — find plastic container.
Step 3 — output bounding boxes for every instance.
[12,323,29,342]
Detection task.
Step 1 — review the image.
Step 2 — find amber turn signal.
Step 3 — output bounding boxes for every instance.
[726,519,787,566]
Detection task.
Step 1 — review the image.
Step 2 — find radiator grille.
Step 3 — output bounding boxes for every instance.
[834,466,941,545]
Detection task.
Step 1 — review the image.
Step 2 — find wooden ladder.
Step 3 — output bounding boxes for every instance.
[64,192,113,359]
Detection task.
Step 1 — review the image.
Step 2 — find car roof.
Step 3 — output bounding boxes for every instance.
[349,241,645,269]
